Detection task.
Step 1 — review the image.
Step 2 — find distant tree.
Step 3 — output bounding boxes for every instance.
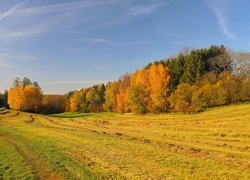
[86,87,97,112]
[3,90,9,109]
[127,85,147,114]
[0,93,3,108]
[97,84,106,111]
[208,46,233,73]
[165,54,185,92]
[8,86,42,112]
[22,77,32,86]
[198,72,218,86]
[232,51,250,80]
[192,83,227,112]
[149,64,170,113]
[70,90,87,112]
[181,50,207,84]
[2,90,10,109]
[13,77,21,87]
[33,81,41,90]
[116,74,131,113]
[40,95,67,114]
[8,77,42,112]
[65,91,74,112]
[169,83,195,113]
[104,82,119,112]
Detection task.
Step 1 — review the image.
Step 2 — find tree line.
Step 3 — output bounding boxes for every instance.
[68,45,249,114]
[3,45,250,114]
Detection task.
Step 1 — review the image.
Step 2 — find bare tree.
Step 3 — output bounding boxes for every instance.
[233,51,250,80]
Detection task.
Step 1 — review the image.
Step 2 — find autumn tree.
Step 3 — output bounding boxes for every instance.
[40,95,67,114]
[149,64,170,113]
[127,85,147,114]
[70,90,86,112]
[104,81,119,112]
[169,83,195,113]
[192,83,227,112]
[86,87,97,112]
[8,85,42,112]
[128,68,150,114]
[116,74,131,113]
[65,45,250,114]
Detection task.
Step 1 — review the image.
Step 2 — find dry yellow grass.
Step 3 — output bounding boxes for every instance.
[0,104,249,179]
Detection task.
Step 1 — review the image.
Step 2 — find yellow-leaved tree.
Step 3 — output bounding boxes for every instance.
[169,83,195,113]
[116,74,131,113]
[127,68,150,114]
[149,64,170,113]
[8,85,42,112]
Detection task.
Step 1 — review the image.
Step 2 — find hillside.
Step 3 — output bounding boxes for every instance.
[0,104,249,179]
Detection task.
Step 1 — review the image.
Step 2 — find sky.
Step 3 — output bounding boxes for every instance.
[0,0,250,94]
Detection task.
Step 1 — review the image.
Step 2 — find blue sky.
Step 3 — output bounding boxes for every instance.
[0,0,250,94]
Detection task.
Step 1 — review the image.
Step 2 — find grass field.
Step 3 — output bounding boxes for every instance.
[0,104,249,179]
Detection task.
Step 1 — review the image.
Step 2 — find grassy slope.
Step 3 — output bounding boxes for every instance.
[0,104,249,179]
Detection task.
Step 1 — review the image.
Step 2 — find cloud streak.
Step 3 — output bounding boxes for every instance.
[0,50,36,63]
[0,3,23,21]
[0,62,11,66]
[0,0,120,40]
[129,1,166,16]
[203,0,237,40]
[0,0,167,41]
[0,0,117,20]
[77,38,114,44]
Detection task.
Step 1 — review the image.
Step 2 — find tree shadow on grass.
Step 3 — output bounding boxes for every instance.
[48,113,94,118]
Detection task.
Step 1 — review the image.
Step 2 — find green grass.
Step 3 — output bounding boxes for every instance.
[49,112,92,118]
[0,104,250,179]
[49,112,115,118]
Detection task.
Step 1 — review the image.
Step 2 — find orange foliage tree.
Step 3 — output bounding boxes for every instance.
[149,64,170,113]
[169,83,195,113]
[116,74,131,113]
[104,82,119,112]
[128,68,150,114]
[70,90,86,112]
[8,85,42,112]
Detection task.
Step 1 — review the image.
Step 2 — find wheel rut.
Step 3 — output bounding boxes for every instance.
[0,135,63,180]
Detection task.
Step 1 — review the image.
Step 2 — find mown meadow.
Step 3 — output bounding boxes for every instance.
[0,104,249,179]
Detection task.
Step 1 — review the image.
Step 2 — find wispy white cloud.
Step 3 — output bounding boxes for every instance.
[78,38,114,44]
[0,62,11,66]
[0,0,120,40]
[50,80,108,84]
[65,38,150,53]
[120,41,150,45]
[0,0,117,20]
[75,37,150,45]
[0,50,36,63]
[0,27,46,39]
[129,1,166,16]
[0,3,23,21]
[0,0,167,41]
[203,0,237,40]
